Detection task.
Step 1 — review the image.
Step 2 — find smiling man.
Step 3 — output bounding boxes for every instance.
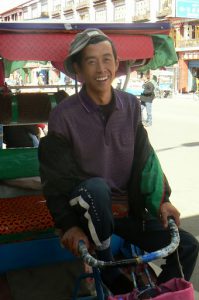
[38,29,199,296]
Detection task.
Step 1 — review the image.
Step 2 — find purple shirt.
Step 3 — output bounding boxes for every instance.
[48,87,141,194]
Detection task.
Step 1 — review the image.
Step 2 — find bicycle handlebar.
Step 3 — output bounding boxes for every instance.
[78,218,180,268]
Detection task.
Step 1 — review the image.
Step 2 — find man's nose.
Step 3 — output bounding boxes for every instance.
[96,60,105,72]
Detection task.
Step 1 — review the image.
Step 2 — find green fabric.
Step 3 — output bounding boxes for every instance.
[18,68,26,82]
[0,148,39,179]
[141,151,164,217]
[4,59,48,78]
[4,59,27,78]
[138,34,178,72]
[49,94,57,109]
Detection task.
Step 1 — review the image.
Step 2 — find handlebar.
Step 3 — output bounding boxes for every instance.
[78,218,180,268]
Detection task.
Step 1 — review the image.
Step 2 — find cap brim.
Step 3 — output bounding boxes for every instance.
[64,38,91,76]
[64,56,75,76]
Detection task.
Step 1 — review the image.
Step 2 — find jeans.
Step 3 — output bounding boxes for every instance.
[69,177,199,284]
[29,133,39,147]
[141,102,152,125]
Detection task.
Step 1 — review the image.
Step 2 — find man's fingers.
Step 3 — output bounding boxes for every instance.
[160,212,168,228]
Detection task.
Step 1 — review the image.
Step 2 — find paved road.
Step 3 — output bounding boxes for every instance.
[145,94,199,298]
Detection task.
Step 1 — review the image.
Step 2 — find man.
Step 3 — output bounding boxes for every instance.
[140,73,155,127]
[38,29,199,296]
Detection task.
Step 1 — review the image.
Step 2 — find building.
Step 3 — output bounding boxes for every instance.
[156,0,199,93]
[1,0,199,93]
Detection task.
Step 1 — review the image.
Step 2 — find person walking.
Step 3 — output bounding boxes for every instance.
[38,29,199,296]
[140,73,155,126]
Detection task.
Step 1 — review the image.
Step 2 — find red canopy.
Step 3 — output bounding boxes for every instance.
[0,22,172,84]
[0,33,153,62]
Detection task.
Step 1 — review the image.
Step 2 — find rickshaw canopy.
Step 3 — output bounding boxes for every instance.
[0,21,178,84]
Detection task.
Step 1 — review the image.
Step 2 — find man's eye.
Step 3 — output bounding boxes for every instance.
[88,60,95,65]
[104,58,112,62]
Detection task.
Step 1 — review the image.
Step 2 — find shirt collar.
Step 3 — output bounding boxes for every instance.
[78,85,123,112]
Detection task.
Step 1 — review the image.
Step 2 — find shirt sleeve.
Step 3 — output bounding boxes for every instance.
[38,133,86,231]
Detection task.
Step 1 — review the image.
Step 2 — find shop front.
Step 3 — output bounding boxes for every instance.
[178,51,199,93]
[188,60,199,92]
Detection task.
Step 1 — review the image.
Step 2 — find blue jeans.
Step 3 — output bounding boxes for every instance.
[141,102,152,125]
[69,177,199,283]
[29,133,39,147]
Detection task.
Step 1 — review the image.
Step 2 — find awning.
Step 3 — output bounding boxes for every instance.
[0,33,154,62]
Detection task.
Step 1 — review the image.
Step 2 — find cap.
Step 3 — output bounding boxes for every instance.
[64,28,109,75]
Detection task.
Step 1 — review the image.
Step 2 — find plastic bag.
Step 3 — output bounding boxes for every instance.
[108,278,194,300]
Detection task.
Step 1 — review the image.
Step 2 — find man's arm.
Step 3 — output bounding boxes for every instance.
[38,133,86,232]
[141,150,180,226]
[128,123,180,227]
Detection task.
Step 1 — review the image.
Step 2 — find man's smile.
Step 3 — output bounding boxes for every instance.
[96,76,108,81]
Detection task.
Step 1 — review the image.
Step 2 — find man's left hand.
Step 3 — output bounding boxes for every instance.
[160,202,180,228]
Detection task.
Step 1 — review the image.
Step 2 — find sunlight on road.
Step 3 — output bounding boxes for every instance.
[146,96,199,219]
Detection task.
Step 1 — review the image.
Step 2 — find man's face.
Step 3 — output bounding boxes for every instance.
[74,40,119,95]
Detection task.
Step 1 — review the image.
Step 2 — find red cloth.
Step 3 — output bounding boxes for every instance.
[0,195,54,234]
[37,123,46,129]
[0,33,153,76]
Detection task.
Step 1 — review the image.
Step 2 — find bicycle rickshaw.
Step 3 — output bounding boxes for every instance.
[0,22,194,299]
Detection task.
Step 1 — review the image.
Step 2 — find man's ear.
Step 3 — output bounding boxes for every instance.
[73,62,81,76]
[115,58,119,73]
[73,62,83,82]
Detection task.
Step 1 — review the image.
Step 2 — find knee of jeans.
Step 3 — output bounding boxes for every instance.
[180,230,199,257]
[82,177,111,197]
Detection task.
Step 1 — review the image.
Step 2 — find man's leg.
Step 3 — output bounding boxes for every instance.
[69,177,133,294]
[114,217,199,284]
[141,101,146,123]
[145,102,152,126]
[69,177,113,247]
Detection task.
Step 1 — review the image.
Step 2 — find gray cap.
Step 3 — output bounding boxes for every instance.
[64,28,109,75]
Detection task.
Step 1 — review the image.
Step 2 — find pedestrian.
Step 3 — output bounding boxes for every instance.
[140,73,155,126]
[4,125,40,148]
[37,73,44,86]
[38,29,199,296]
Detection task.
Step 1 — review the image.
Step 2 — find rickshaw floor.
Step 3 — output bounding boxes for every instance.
[0,274,13,300]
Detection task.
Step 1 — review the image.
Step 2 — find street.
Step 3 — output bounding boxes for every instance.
[145,93,199,298]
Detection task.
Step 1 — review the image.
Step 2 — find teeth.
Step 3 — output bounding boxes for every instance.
[96,76,108,81]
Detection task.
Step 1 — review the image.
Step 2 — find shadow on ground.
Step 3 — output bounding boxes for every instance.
[156,141,199,153]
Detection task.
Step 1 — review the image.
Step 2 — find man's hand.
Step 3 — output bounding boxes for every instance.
[61,226,90,256]
[159,202,180,228]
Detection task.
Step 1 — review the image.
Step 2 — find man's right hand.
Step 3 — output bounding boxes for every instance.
[61,226,90,256]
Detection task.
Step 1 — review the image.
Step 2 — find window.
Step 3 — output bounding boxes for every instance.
[53,0,61,10]
[79,11,89,21]
[23,7,29,20]
[114,4,125,22]
[41,0,48,13]
[159,0,172,12]
[135,0,149,16]
[95,8,106,22]
[31,4,38,19]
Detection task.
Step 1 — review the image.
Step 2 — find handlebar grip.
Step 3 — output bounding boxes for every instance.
[78,240,105,268]
[141,217,180,263]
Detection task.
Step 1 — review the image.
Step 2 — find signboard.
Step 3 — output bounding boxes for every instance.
[176,0,199,18]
